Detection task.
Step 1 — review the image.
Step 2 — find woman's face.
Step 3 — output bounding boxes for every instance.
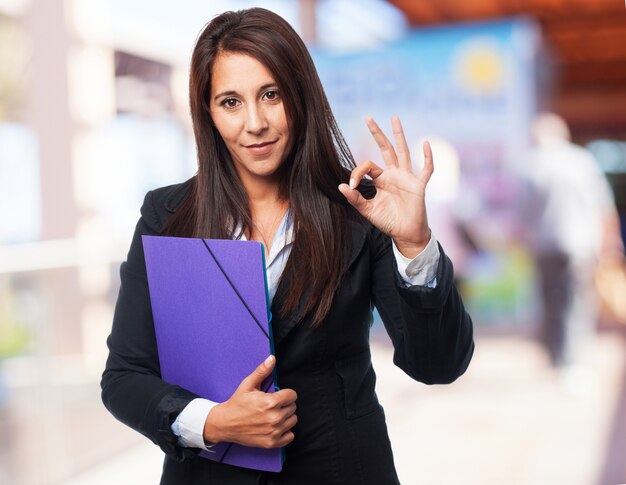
[209,52,291,190]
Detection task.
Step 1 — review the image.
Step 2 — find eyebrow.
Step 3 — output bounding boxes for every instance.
[213,83,279,101]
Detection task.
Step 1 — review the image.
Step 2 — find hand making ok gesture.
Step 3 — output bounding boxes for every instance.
[338,116,434,259]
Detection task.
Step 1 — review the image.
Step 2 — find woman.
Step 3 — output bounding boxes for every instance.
[101,7,474,485]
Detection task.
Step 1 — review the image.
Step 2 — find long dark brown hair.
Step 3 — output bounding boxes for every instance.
[164,7,358,326]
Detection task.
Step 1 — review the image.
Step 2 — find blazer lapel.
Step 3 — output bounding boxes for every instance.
[272,220,368,346]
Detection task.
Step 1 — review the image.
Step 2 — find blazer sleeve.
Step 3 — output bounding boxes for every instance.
[100,191,200,461]
[370,227,474,384]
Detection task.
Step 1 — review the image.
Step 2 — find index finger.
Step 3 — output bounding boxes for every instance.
[366,116,398,168]
[273,388,298,405]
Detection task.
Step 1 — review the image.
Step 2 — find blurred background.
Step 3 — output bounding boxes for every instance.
[1,0,625,483]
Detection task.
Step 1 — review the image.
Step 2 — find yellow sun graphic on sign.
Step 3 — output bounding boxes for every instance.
[454,38,506,96]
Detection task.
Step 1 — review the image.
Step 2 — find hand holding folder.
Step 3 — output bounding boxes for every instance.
[204,354,297,450]
[142,235,285,472]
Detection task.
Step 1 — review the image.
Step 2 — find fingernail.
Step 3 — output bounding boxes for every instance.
[264,355,274,368]
[349,179,355,189]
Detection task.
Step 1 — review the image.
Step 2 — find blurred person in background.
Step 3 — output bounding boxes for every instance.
[523,112,624,388]
[100,8,474,484]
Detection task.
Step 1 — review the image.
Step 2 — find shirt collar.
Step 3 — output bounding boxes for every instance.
[233,209,294,265]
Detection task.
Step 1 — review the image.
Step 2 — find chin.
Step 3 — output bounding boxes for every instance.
[253,160,284,176]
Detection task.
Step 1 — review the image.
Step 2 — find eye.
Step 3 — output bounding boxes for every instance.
[263,90,280,101]
[221,97,240,109]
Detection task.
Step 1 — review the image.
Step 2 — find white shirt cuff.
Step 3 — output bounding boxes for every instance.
[392,233,440,288]
[171,398,219,451]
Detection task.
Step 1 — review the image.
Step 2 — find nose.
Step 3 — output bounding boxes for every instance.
[244,103,268,135]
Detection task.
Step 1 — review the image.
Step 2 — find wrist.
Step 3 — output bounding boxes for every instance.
[394,229,431,259]
[203,404,223,445]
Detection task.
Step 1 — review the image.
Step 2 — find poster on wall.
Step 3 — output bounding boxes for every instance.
[313,18,541,326]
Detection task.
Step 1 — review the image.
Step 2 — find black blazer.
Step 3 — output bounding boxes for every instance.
[101,179,474,485]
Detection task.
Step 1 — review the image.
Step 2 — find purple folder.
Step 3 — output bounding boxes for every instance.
[142,235,282,473]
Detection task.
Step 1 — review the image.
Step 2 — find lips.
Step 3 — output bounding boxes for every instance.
[246,140,276,148]
[245,140,278,155]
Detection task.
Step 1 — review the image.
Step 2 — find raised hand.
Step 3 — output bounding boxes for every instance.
[338,116,434,259]
[203,355,297,449]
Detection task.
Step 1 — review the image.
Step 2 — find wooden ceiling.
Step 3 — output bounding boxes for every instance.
[388,0,626,141]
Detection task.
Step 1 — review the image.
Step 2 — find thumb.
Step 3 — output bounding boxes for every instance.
[239,355,275,391]
[338,183,369,214]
